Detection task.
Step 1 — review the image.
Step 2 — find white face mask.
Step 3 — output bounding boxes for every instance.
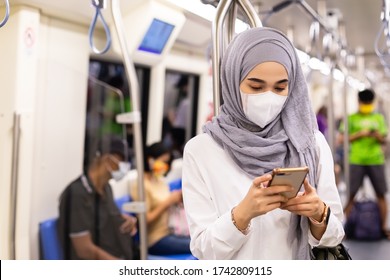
[111,161,130,181]
[241,90,287,128]
[107,155,131,181]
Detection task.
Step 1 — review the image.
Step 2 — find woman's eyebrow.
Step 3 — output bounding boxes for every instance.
[247,78,288,84]
[275,79,288,84]
[247,78,265,83]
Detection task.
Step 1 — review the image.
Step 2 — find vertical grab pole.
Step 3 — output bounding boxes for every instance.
[342,73,350,197]
[237,0,262,28]
[338,62,350,199]
[225,2,237,50]
[327,63,336,158]
[10,113,21,260]
[110,0,148,260]
[212,0,233,116]
[211,0,262,116]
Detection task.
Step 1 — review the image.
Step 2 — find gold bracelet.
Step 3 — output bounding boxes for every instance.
[231,207,251,235]
[309,203,329,227]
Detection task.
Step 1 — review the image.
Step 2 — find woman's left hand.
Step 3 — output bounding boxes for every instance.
[280,178,325,221]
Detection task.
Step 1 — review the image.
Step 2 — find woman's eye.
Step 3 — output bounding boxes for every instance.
[250,86,263,91]
[275,87,286,92]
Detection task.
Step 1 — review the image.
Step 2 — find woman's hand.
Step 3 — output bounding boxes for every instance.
[233,173,292,231]
[280,178,325,221]
[281,179,328,240]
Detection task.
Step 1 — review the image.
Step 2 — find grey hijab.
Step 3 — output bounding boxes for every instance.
[203,27,319,259]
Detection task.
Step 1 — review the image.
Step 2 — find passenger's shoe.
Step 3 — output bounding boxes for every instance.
[382,229,390,240]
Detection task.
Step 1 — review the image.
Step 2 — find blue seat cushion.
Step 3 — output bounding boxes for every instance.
[148,254,197,260]
[168,178,182,192]
[39,218,63,260]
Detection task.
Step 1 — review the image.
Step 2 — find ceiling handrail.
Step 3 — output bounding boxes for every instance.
[375,0,390,74]
[88,0,112,54]
[0,0,10,28]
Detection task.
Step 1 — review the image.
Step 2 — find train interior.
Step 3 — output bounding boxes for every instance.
[1,0,390,260]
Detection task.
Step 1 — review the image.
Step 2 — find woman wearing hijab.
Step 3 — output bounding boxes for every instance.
[182,27,345,260]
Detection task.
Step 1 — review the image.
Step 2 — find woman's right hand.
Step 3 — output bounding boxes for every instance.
[232,173,292,231]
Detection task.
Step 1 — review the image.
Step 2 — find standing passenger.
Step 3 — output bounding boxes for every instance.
[339,89,389,238]
[182,27,345,260]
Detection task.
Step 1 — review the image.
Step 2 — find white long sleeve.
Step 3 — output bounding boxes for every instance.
[182,131,345,260]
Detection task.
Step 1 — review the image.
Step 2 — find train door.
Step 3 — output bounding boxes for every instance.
[161,71,199,158]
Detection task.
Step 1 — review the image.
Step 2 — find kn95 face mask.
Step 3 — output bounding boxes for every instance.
[241,90,287,128]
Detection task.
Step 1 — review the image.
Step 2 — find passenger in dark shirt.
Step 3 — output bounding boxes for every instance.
[58,137,137,259]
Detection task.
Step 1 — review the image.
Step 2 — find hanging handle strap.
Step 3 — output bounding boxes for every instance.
[88,0,111,54]
[0,0,10,28]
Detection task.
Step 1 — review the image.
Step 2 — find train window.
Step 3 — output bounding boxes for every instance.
[84,59,150,170]
[162,71,199,159]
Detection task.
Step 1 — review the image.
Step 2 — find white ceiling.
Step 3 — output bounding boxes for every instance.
[250,0,385,81]
[6,0,389,83]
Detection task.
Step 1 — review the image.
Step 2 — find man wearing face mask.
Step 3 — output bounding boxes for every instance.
[57,137,138,259]
[131,142,192,255]
[339,89,389,239]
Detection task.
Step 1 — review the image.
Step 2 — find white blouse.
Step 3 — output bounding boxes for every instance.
[182,131,345,260]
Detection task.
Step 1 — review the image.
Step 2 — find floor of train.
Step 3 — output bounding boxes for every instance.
[338,191,390,260]
[343,239,390,260]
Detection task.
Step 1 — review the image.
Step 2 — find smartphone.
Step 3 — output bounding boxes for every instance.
[267,167,309,199]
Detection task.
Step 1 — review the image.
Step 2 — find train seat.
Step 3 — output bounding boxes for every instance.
[148,254,197,260]
[39,190,196,260]
[39,214,197,260]
[168,178,182,191]
[39,218,63,260]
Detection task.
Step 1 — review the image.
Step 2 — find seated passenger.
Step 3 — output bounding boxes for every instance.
[131,142,191,255]
[57,137,137,260]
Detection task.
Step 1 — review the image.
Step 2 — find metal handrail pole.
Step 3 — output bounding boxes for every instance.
[342,71,350,196]
[327,63,336,157]
[297,0,331,35]
[212,0,233,116]
[225,1,237,50]
[237,0,262,27]
[212,0,263,116]
[110,0,148,260]
[10,113,21,260]
[297,0,345,50]
[337,61,350,200]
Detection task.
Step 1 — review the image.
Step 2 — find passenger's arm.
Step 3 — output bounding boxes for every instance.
[71,233,119,260]
[146,190,182,225]
[370,130,387,144]
[349,130,370,142]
